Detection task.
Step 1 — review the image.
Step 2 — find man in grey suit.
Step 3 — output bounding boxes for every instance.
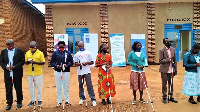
[159,38,178,104]
[0,39,25,110]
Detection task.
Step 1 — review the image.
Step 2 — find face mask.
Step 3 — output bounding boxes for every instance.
[165,42,171,48]
[31,48,37,52]
[193,50,199,54]
[137,47,141,51]
[59,47,65,52]
[7,45,14,50]
[79,48,84,51]
[102,50,107,53]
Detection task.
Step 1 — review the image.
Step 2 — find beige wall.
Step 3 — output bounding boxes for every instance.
[52,2,194,63]
[52,5,101,43]
[155,2,193,62]
[108,4,148,61]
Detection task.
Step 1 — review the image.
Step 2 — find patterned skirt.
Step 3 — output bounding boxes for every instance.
[130,71,147,91]
[182,71,200,96]
[98,69,116,99]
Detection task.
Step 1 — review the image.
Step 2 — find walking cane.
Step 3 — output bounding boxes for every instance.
[106,68,113,112]
[60,63,65,111]
[32,63,36,111]
[139,68,155,112]
[9,62,17,110]
[168,63,174,103]
[80,63,87,107]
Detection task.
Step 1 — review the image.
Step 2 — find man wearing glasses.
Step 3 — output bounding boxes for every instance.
[50,41,74,107]
[25,41,45,107]
[0,39,25,110]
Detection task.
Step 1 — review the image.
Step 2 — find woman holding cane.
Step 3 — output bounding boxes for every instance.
[127,41,148,105]
[95,44,116,105]
[50,41,74,107]
[182,44,200,104]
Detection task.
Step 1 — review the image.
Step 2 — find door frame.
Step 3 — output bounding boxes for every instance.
[164,23,192,62]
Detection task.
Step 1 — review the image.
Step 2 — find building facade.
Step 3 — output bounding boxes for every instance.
[32,0,200,64]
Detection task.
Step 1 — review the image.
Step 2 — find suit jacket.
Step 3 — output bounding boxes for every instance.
[159,47,177,73]
[0,47,25,78]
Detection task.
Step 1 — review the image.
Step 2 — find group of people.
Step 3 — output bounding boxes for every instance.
[0,39,116,111]
[50,41,116,107]
[0,38,200,111]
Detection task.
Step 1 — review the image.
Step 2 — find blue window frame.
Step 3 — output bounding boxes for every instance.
[66,28,89,54]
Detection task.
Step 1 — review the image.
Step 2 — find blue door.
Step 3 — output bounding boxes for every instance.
[165,23,193,62]
[164,30,180,62]
[66,28,89,54]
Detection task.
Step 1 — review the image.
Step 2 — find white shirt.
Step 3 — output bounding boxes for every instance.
[73,50,93,75]
[7,48,15,77]
[135,52,141,57]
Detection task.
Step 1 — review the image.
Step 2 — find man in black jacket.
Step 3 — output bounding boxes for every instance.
[0,39,25,110]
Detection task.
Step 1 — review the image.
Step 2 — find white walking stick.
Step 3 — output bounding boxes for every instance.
[32,64,36,111]
[61,64,65,111]
[139,68,155,112]
[80,63,87,107]
[9,62,17,110]
[106,68,113,112]
[168,66,173,103]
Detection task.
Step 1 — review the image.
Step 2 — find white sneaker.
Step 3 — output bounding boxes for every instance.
[92,101,97,106]
[79,99,85,105]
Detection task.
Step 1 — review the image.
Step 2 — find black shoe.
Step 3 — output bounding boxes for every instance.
[17,103,23,108]
[101,99,107,105]
[6,104,12,110]
[163,99,167,104]
[38,101,42,107]
[188,99,197,104]
[107,98,111,104]
[169,98,178,103]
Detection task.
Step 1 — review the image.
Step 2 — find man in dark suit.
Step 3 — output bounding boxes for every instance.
[159,38,178,104]
[0,39,25,110]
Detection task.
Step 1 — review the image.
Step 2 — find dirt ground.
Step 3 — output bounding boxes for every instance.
[0,60,200,112]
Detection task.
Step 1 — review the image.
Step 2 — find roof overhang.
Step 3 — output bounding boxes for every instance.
[31,0,196,4]
[20,0,45,17]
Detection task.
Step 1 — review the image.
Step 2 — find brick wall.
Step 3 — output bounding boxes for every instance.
[0,0,46,56]
[0,0,4,50]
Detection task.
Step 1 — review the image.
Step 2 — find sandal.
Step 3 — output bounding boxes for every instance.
[140,99,148,104]
[65,102,71,106]
[132,100,136,105]
[188,99,197,104]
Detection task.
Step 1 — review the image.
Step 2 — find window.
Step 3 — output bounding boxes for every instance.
[66,28,89,54]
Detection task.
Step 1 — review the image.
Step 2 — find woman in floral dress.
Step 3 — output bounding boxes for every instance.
[95,44,116,105]
[182,44,200,104]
